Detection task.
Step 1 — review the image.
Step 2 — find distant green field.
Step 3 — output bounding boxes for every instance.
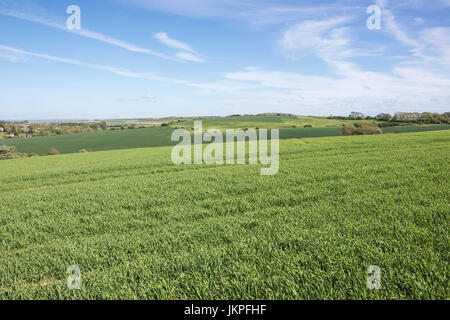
[0,131,448,299]
[178,115,381,130]
[279,125,450,139]
[382,125,450,134]
[190,115,286,123]
[0,126,175,155]
[2,123,449,155]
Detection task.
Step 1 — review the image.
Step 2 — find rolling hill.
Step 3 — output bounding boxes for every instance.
[0,131,448,299]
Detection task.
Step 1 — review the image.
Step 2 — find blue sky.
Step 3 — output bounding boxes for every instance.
[0,0,449,120]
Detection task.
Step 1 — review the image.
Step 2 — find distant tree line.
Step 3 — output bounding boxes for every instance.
[328,111,450,125]
[0,121,108,138]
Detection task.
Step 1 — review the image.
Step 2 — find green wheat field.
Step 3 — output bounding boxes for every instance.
[0,130,448,299]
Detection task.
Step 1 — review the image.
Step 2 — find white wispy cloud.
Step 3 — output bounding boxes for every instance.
[0,0,174,60]
[274,0,450,111]
[376,5,420,47]
[0,44,250,92]
[0,44,183,81]
[2,0,449,115]
[373,0,450,73]
[175,51,205,62]
[280,15,385,64]
[413,17,424,25]
[376,0,450,10]
[155,32,205,62]
[224,65,450,114]
[155,32,194,52]
[280,16,353,59]
[0,50,29,62]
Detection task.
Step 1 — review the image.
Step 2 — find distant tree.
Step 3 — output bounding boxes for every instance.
[0,145,31,159]
[0,145,17,154]
[6,124,17,134]
[358,122,383,135]
[349,112,365,119]
[375,113,392,121]
[342,124,358,136]
[343,123,382,135]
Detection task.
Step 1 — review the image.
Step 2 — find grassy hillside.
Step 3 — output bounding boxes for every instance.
[2,120,449,155]
[0,131,448,299]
